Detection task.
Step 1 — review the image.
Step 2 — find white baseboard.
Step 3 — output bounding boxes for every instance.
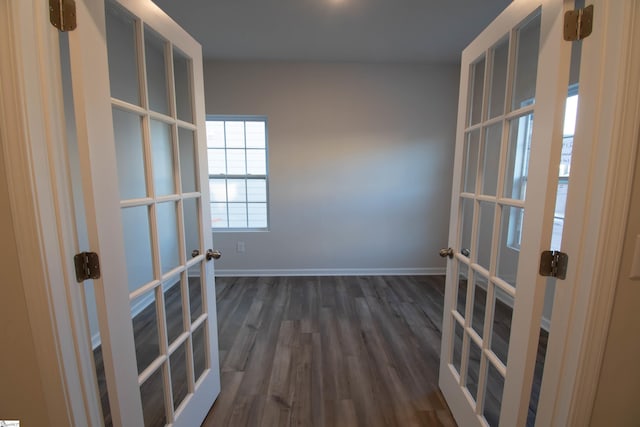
[214,267,446,277]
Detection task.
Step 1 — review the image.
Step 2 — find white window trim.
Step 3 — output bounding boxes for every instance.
[206,115,270,231]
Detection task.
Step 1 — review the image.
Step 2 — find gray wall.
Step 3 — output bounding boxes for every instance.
[204,61,460,274]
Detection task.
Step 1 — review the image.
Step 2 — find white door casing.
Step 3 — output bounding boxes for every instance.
[439,1,574,426]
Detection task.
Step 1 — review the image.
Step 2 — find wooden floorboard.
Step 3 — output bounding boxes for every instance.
[92,275,548,426]
[203,275,457,427]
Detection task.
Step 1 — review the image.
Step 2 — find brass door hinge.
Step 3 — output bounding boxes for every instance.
[539,250,569,280]
[564,4,594,41]
[74,252,100,282]
[49,0,77,32]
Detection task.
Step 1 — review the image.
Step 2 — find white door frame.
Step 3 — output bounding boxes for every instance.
[1,0,638,425]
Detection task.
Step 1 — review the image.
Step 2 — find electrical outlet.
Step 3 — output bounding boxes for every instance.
[237,241,245,253]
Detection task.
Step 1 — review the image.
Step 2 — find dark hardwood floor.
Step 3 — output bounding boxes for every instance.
[203,275,457,427]
[93,275,548,426]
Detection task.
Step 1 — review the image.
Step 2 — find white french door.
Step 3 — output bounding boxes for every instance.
[67,0,220,426]
[439,1,575,426]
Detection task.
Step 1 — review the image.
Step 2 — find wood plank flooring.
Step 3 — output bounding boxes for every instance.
[203,275,457,427]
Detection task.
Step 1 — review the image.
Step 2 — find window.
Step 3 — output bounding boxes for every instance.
[206,117,269,229]
[507,87,578,250]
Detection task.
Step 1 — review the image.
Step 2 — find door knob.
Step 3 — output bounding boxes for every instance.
[439,248,454,259]
[206,249,221,261]
[191,249,200,258]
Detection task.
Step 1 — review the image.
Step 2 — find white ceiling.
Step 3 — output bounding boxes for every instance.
[151,0,511,63]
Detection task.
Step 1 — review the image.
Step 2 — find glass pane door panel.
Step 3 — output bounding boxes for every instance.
[498,206,522,286]
[173,48,193,123]
[511,13,541,110]
[150,119,175,196]
[140,368,166,427]
[463,130,481,193]
[457,263,469,316]
[157,202,180,274]
[468,57,486,125]
[188,271,203,322]
[170,342,189,410]
[482,124,503,196]
[105,3,140,106]
[466,338,482,402]
[477,201,495,270]
[144,27,170,115]
[483,363,504,427]
[113,108,147,200]
[460,198,474,257]
[130,291,160,374]
[183,198,201,260]
[504,114,533,200]
[178,128,198,193]
[453,321,464,375]
[491,286,513,366]
[192,323,207,382]
[121,206,154,291]
[488,38,509,119]
[472,278,487,338]
[163,278,184,345]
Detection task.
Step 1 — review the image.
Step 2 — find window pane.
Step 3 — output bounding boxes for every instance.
[468,57,486,125]
[226,149,246,175]
[211,203,228,228]
[228,203,247,228]
[208,148,226,175]
[105,3,140,106]
[488,38,509,119]
[247,180,267,202]
[511,13,541,110]
[481,123,502,197]
[144,26,169,115]
[247,149,266,175]
[227,179,247,203]
[173,48,193,123]
[178,128,197,193]
[157,202,180,274]
[225,122,244,148]
[504,114,533,200]
[206,118,269,230]
[246,121,266,148]
[112,108,146,200]
[210,179,227,202]
[463,130,480,193]
[248,203,267,228]
[206,121,225,148]
[150,119,175,196]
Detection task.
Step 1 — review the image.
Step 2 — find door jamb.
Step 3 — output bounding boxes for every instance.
[0,0,99,425]
[551,1,640,424]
